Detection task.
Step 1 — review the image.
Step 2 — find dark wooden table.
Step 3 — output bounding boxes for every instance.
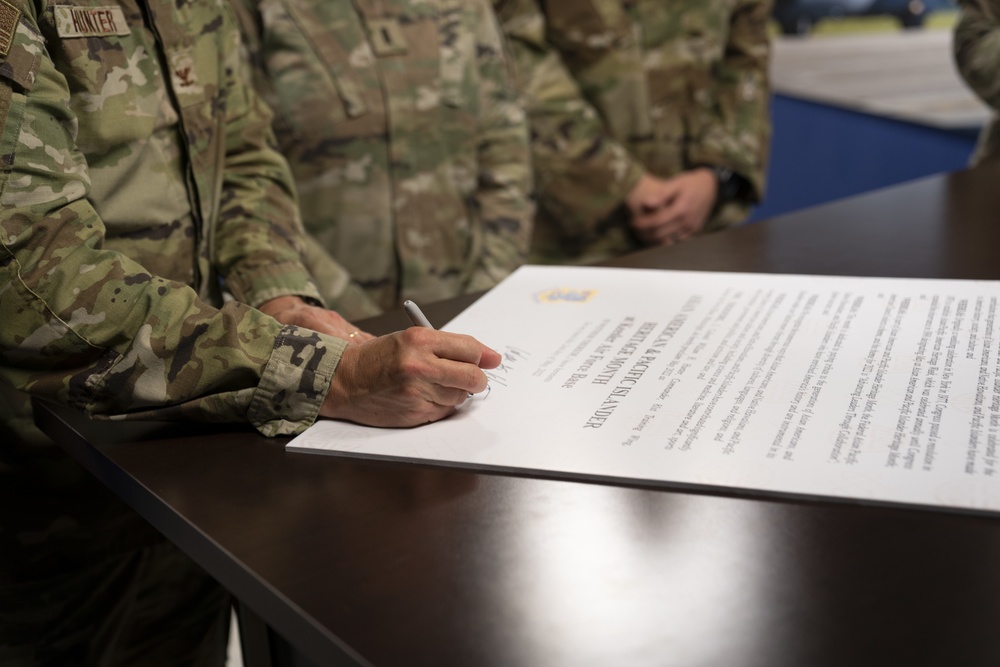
[35,163,1000,667]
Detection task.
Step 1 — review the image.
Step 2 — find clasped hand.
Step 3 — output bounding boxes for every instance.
[626,169,718,246]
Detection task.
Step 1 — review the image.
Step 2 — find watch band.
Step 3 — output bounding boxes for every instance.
[703,165,743,204]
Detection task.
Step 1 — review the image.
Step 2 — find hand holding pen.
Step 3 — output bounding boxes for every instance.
[404,300,493,400]
[320,301,499,426]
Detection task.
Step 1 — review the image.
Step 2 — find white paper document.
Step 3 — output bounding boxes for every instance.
[288,266,1000,515]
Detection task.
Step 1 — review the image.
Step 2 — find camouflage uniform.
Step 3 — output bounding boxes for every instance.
[954,0,1000,166]
[0,0,345,661]
[232,0,534,318]
[496,0,772,264]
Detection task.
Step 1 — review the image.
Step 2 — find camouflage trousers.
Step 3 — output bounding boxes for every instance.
[0,539,231,666]
[0,390,232,667]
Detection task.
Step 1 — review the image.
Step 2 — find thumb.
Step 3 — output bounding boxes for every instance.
[478,344,502,369]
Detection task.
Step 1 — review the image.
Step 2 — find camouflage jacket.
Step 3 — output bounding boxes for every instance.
[232,0,534,317]
[0,0,346,441]
[954,0,1000,166]
[497,0,772,264]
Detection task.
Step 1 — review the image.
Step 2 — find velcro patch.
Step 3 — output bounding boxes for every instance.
[54,5,130,38]
[366,18,407,57]
[0,0,20,57]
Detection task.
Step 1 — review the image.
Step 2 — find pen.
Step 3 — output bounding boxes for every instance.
[403,300,490,399]
[403,300,434,329]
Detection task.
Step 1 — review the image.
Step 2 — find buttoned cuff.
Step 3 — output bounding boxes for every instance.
[615,161,647,205]
[248,325,347,436]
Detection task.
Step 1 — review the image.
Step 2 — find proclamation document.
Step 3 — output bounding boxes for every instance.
[287,266,1000,515]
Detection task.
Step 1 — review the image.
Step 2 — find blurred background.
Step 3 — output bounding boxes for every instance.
[753,0,986,221]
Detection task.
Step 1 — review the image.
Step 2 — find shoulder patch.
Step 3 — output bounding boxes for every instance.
[0,0,20,58]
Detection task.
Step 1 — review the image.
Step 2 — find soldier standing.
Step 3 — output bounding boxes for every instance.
[954,0,1000,166]
[232,0,535,320]
[497,0,772,264]
[0,0,499,662]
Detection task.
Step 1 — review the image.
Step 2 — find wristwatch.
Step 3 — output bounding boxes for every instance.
[703,165,744,204]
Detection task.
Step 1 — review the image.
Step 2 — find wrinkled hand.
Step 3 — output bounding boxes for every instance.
[259,295,374,344]
[627,169,717,246]
[321,327,502,427]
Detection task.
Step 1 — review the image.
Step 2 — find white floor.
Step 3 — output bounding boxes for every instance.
[226,611,244,667]
[771,30,989,130]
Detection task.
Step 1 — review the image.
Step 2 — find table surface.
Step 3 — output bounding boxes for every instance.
[36,163,1000,667]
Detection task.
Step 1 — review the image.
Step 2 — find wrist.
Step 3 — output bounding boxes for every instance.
[697,165,745,204]
[260,294,326,312]
[260,295,303,306]
[259,295,307,317]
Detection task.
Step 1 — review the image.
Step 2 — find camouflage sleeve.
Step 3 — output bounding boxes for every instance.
[543,0,652,142]
[226,0,382,317]
[496,0,645,239]
[953,0,1000,166]
[214,1,327,309]
[687,0,772,204]
[465,0,534,292]
[299,237,384,319]
[954,0,1000,110]
[0,3,344,437]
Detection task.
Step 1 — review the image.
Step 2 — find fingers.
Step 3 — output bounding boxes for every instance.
[478,346,503,369]
[413,355,491,395]
[625,173,676,216]
[645,219,698,246]
[412,327,501,369]
[631,197,705,246]
[630,208,673,243]
[631,210,678,246]
[321,329,499,427]
[402,327,498,393]
[628,169,717,246]
[414,379,476,408]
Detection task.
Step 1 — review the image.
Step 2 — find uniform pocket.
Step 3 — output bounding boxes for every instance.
[266,0,374,136]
